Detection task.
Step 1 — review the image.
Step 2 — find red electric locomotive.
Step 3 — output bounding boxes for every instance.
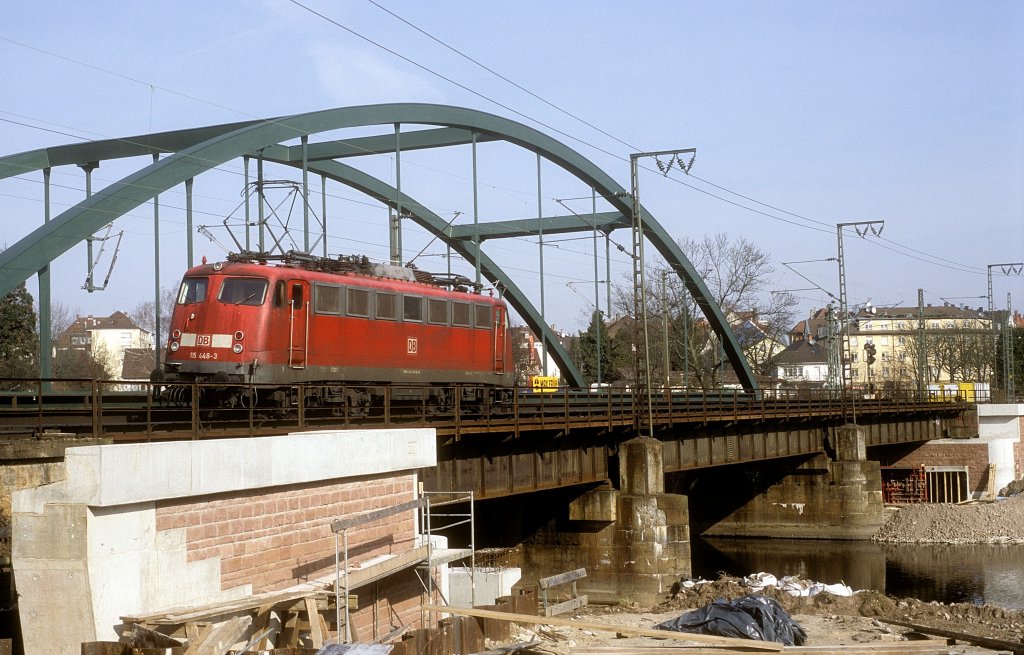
[157,253,514,410]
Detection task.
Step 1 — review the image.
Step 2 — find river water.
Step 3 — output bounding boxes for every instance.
[693,537,1024,610]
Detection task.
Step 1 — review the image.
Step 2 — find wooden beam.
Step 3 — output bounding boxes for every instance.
[421,605,783,652]
[878,618,1024,654]
[539,568,587,589]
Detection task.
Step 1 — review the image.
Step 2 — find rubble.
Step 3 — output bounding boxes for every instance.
[873,493,1024,544]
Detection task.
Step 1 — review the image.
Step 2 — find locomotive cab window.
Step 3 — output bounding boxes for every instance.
[347,288,370,317]
[314,284,342,314]
[177,277,208,304]
[428,298,448,325]
[376,293,397,320]
[218,278,268,306]
[474,304,492,329]
[290,284,304,309]
[452,301,471,327]
[403,296,423,322]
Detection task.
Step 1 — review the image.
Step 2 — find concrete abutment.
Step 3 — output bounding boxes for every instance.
[698,424,884,539]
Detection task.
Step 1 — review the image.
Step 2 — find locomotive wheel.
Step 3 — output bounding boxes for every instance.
[240,388,258,409]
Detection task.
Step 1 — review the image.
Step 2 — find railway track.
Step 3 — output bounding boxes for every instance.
[0,379,967,446]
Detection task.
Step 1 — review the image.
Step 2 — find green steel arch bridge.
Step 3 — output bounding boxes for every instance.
[0,103,757,391]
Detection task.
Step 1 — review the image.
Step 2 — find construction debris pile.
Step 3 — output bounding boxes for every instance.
[873,493,1024,544]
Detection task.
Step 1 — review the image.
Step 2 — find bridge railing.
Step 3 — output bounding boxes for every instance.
[0,378,972,441]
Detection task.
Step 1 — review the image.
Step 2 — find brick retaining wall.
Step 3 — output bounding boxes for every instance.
[156,475,415,594]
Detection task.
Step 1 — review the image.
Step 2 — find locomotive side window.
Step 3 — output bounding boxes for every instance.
[427,298,448,325]
[376,293,397,320]
[218,277,268,306]
[403,296,423,322]
[347,288,370,317]
[451,301,471,327]
[474,304,492,329]
[314,283,342,315]
[273,280,287,308]
[177,277,208,304]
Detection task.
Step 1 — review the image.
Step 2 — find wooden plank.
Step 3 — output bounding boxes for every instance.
[472,639,544,655]
[421,605,783,652]
[543,595,588,617]
[305,596,325,648]
[331,498,424,532]
[182,615,251,655]
[539,568,587,589]
[342,545,430,591]
[573,642,953,654]
[878,618,1024,654]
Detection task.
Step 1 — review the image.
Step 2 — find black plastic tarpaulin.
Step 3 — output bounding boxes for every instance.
[654,594,807,646]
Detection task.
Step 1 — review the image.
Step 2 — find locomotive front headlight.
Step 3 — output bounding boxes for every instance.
[234,330,244,341]
[170,342,180,352]
[232,343,244,354]
[171,329,181,339]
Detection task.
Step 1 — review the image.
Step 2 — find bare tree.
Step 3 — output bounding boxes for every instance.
[130,286,178,338]
[610,233,796,389]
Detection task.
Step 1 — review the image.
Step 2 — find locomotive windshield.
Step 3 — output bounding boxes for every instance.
[177,277,208,304]
[218,277,269,306]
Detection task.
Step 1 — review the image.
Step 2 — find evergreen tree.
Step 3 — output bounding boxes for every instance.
[573,310,624,384]
[0,282,39,384]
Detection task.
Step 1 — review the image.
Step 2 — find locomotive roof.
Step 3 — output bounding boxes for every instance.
[186,252,498,299]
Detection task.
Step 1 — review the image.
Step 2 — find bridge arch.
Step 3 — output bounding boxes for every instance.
[0,103,756,390]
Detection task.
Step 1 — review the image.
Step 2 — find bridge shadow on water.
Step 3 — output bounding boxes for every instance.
[692,536,1024,610]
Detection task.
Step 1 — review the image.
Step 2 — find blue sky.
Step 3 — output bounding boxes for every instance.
[2,1,1022,331]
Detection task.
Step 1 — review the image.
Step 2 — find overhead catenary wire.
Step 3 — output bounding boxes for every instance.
[1,11,1003,291]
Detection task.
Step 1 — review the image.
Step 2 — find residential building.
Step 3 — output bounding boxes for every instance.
[772,337,830,388]
[846,304,992,387]
[55,311,154,380]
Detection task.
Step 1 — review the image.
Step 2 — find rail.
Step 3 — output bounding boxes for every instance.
[0,378,972,443]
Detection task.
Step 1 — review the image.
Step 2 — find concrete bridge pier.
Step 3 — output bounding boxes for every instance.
[522,436,690,605]
[700,424,884,540]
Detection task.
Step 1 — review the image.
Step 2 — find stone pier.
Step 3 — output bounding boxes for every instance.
[702,424,884,540]
[522,436,690,604]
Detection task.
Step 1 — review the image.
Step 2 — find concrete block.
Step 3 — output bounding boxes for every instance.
[449,567,521,608]
[834,424,867,461]
[619,437,664,495]
[568,489,617,522]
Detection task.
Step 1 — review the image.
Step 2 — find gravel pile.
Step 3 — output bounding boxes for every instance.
[873,493,1024,544]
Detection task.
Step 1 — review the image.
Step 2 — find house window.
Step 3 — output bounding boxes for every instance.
[851,368,860,379]
[862,321,872,331]
[897,322,905,330]
[850,337,858,347]
[121,331,132,346]
[882,367,891,377]
[880,336,889,345]
[898,336,906,345]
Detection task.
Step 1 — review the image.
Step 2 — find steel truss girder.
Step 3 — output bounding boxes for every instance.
[0,103,757,391]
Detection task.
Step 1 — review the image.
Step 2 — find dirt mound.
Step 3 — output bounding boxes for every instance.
[874,494,1024,543]
[647,574,1024,645]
